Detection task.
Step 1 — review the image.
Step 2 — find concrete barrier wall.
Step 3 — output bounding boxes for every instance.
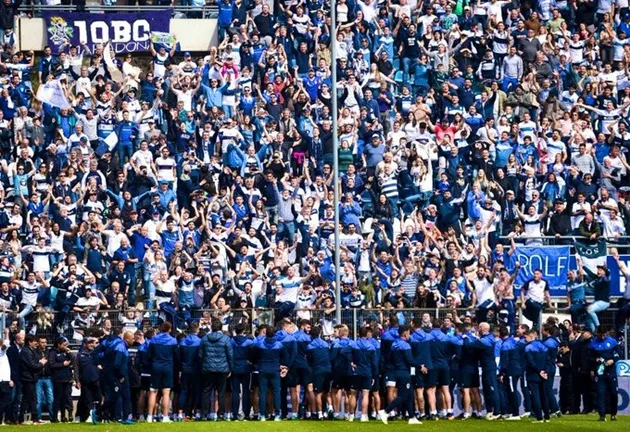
[16,17,218,52]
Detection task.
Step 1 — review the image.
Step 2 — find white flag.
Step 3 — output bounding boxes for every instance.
[104,131,119,151]
[37,80,70,109]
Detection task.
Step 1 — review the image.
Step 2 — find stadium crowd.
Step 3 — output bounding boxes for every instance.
[0,0,628,424]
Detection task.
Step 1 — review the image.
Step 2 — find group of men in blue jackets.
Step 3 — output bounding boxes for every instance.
[69,315,621,424]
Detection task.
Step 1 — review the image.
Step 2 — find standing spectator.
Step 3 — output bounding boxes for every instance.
[19,335,46,425]
[47,337,74,423]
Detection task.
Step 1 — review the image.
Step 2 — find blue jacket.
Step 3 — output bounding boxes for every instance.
[136,339,152,376]
[470,333,497,372]
[102,334,129,380]
[200,331,233,373]
[275,330,297,368]
[255,337,286,374]
[430,329,458,369]
[409,329,434,369]
[387,339,414,377]
[293,330,311,370]
[589,336,620,377]
[524,340,548,383]
[150,332,178,373]
[179,334,201,374]
[381,326,399,364]
[352,337,378,378]
[331,337,355,377]
[76,347,101,384]
[231,335,255,374]
[542,336,560,374]
[460,332,480,371]
[499,336,523,377]
[306,337,331,374]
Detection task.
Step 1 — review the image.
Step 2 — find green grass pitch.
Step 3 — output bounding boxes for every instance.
[3,415,629,431]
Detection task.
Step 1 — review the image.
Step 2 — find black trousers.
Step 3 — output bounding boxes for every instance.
[201,372,227,417]
[572,371,594,413]
[528,378,549,421]
[19,381,38,421]
[231,373,251,418]
[76,381,101,422]
[559,373,573,414]
[52,382,73,421]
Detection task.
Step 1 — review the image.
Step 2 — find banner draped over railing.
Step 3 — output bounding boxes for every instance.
[513,246,571,296]
[42,10,171,54]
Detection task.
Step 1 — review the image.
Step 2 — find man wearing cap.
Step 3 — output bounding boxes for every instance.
[74,336,102,423]
[48,337,74,423]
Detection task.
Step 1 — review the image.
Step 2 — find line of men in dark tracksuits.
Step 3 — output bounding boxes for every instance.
[12,314,621,424]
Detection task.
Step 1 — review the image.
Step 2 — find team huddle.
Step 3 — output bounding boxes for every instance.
[13,315,622,425]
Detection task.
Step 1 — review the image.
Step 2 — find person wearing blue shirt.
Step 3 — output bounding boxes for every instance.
[429,320,459,419]
[499,326,523,419]
[177,323,201,421]
[541,324,561,417]
[254,326,287,421]
[380,316,399,407]
[147,322,178,423]
[276,318,299,419]
[467,322,500,420]
[590,326,620,421]
[378,325,421,425]
[230,323,254,421]
[293,320,313,418]
[100,330,135,424]
[524,329,550,423]
[352,327,378,422]
[306,326,331,420]
[410,318,435,419]
[458,322,481,419]
[330,325,356,420]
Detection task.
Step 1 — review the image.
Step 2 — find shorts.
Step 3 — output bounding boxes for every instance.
[423,370,437,388]
[371,376,381,392]
[460,368,480,389]
[312,373,331,393]
[282,368,298,387]
[141,376,151,391]
[150,370,173,390]
[332,375,354,391]
[434,368,450,387]
[353,375,372,391]
[294,368,312,387]
[250,372,259,389]
[384,374,397,388]
[412,374,425,389]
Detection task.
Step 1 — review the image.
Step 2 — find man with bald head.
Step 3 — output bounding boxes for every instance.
[100,329,135,424]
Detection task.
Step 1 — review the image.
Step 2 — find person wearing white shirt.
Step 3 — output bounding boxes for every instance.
[600,208,626,241]
[520,269,551,329]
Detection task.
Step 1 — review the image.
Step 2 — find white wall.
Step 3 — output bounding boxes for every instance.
[16,17,218,52]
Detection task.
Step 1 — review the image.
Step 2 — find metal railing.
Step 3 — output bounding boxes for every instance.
[6,305,628,355]
[18,4,218,17]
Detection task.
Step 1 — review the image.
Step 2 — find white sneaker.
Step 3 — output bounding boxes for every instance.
[360,415,369,422]
[146,416,153,423]
[486,414,498,421]
[506,415,521,421]
[162,417,173,423]
[522,412,531,418]
[408,418,422,425]
[347,414,354,422]
[378,410,388,425]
